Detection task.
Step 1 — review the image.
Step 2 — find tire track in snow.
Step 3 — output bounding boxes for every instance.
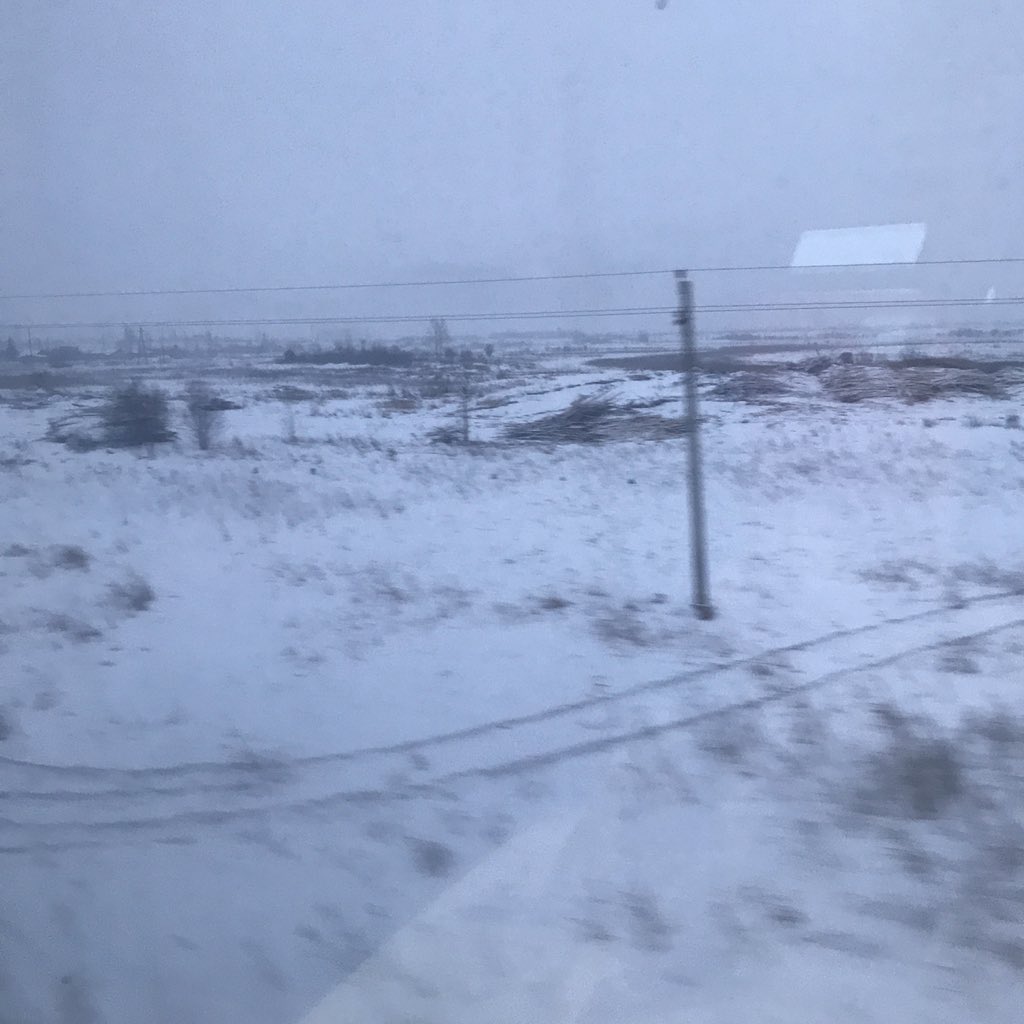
[0,596,1021,852]
[441,615,1024,781]
[4,587,1021,787]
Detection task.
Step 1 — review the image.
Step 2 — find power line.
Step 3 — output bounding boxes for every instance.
[3,255,1024,302]
[5,295,1024,333]
[701,296,1024,313]
[3,305,674,332]
[1,270,667,302]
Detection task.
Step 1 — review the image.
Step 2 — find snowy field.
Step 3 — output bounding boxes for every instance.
[2,342,1024,1022]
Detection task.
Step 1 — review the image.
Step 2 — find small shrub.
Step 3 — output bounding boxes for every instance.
[427,424,465,446]
[107,573,155,613]
[101,382,174,448]
[962,708,1024,751]
[52,545,90,570]
[185,381,225,451]
[45,613,102,643]
[695,709,765,767]
[282,407,298,443]
[226,437,261,459]
[857,729,964,820]
[622,891,673,952]
[860,559,936,590]
[227,745,293,784]
[576,915,615,944]
[938,648,981,675]
[408,838,456,878]
[32,689,59,711]
[594,606,652,647]
[765,901,808,928]
[951,560,1024,594]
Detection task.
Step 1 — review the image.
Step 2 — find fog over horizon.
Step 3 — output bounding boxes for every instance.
[2,1,1022,339]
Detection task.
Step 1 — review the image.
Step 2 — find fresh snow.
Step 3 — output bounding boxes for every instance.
[1,348,1023,1022]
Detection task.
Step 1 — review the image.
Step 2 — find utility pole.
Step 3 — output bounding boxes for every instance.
[675,270,713,620]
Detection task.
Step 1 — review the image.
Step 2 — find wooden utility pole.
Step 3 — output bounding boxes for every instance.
[675,270,714,620]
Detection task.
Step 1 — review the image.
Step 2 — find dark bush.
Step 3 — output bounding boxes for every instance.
[45,613,102,643]
[52,545,90,570]
[857,725,965,821]
[408,838,456,878]
[427,424,465,446]
[107,573,156,613]
[185,381,225,451]
[101,382,174,448]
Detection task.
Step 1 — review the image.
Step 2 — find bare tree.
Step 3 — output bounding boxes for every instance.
[430,318,450,361]
[185,380,224,451]
[102,382,174,449]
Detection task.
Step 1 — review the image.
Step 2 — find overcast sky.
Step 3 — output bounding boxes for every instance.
[1,1,1021,333]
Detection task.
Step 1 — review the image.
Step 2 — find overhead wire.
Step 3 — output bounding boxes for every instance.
[2,254,1024,302]
[4,295,1024,333]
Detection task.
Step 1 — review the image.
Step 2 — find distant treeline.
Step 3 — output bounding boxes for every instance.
[280,343,416,367]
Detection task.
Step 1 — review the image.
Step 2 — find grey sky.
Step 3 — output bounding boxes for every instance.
[1,1,1021,332]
